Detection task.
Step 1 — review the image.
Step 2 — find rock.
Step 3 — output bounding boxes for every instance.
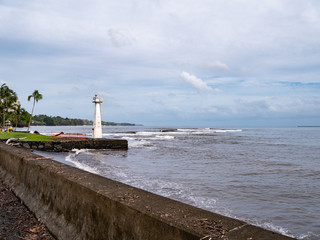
[22,143,30,149]
[54,144,63,152]
[160,129,177,132]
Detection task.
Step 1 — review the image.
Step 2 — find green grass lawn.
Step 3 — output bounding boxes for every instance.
[0,132,57,141]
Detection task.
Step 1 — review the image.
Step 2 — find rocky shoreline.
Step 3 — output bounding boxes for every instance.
[2,138,128,152]
[0,179,55,239]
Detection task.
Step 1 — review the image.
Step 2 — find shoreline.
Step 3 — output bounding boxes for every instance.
[0,179,55,239]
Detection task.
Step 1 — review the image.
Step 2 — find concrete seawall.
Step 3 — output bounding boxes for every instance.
[0,143,295,240]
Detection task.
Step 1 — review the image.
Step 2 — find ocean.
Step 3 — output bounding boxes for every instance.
[32,126,320,240]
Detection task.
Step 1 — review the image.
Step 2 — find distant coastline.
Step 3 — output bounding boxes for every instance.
[297,126,320,127]
[31,114,138,126]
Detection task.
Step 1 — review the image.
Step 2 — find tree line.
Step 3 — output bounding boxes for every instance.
[32,115,92,126]
[32,115,136,126]
[0,83,42,130]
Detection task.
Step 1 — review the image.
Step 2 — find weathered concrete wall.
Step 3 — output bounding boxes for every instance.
[7,139,128,152]
[0,143,295,240]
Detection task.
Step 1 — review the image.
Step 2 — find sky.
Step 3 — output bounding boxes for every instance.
[0,0,320,126]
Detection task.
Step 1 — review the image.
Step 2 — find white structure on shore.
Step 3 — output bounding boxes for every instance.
[92,94,103,138]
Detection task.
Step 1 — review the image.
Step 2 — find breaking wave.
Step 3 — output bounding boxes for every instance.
[65,149,99,174]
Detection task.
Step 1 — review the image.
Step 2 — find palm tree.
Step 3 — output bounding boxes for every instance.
[13,104,21,130]
[0,84,17,131]
[27,90,43,131]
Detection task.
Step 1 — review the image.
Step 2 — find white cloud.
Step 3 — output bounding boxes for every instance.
[181,71,212,91]
[201,61,230,71]
[108,28,135,47]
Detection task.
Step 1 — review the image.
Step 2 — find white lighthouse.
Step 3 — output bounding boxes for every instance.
[92,94,103,138]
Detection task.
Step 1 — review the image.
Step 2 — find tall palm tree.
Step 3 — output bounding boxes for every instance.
[27,90,43,131]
